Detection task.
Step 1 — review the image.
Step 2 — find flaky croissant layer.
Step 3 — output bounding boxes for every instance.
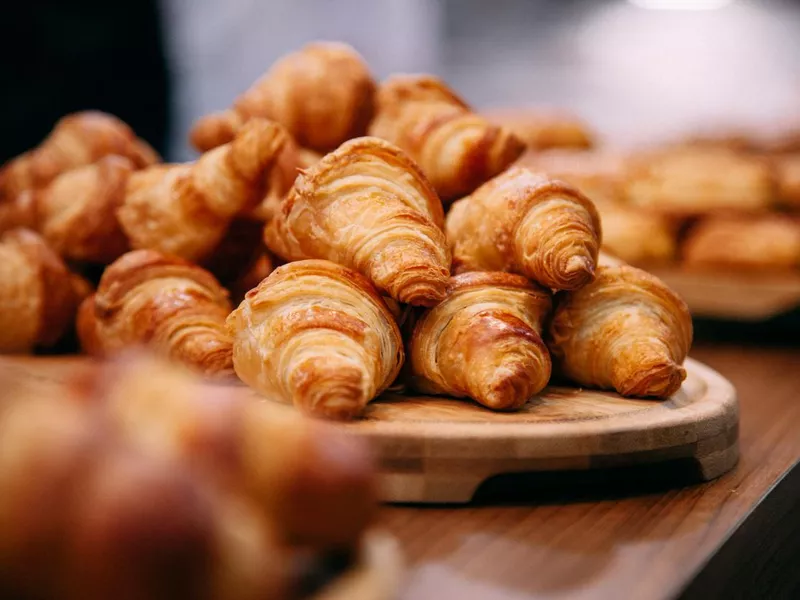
[548,265,693,398]
[82,250,234,377]
[227,259,404,420]
[265,136,451,307]
[446,166,602,291]
[408,272,552,410]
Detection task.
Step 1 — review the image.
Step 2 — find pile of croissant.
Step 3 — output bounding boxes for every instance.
[512,117,800,272]
[0,41,693,421]
[0,352,377,600]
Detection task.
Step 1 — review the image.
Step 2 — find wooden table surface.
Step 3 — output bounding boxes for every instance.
[380,344,800,600]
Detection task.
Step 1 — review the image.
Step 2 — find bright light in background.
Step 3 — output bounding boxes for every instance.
[628,0,734,10]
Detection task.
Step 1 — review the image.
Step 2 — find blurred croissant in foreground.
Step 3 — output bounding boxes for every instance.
[446,166,601,291]
[548,265,693,398]
[79,250,234,378]
[0,229,87,353]
[0,111,158,202]
[191,42,375,153]
[227,260,404,420]
[0,352,377,600]
[265,136,451,306]
[408,272,552,411]
[369,75,525,201]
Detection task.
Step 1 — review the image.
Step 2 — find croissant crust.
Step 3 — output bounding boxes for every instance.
[408,271,552,410]
[368,74,525,201]
[548,265,693,398]
[227,259,404,420]
[265,136,450,306]
[446,166,601,291]
[88,250,234,377]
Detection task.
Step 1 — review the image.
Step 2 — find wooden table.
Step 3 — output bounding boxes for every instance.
[381,344,800,600]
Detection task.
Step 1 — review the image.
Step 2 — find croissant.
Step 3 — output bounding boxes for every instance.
[84,250,234,377]
[119,119,290,262]
[483,107,595,151]
[408,272,552,410]
[190,42,375,153]
[368,74,525,201]
[598,204,678,265]
[0,371,287,600]
[227,260,404,420]
[0,155,133,263]
[625,148,774,215]
[0,111,158,201]
[548,265,693,398]
[682,215,800,271]
[0,229,83,353]
[446,166,602,291]
[265,136,451,306]
[93,353,377,549]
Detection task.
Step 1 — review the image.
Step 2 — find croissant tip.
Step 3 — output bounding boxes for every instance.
[617,361,686,399]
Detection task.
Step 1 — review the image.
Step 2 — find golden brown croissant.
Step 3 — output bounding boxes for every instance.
[265,136,451,306]
[483,107,595,151]
[408,272,552,411]
[0,229,83,353]
[548,265,693,398]
[598,204,678,265]
[190,42,375,153]
[368,74,525,201]
[446,166,601,290]
[92,353,378,550]
[682,215,800,271]
[119,119,291,262]
[0,155,133,263]
[0,368,289,600]
[625,148,774,215]
[0,111,158,202]
[227,260,404,420]
[84,250,234,377]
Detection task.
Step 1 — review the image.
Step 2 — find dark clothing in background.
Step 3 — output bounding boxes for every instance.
[0,0,171,163]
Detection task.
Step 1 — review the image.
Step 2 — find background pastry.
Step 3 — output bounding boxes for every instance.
[190,42,375,153]
[408,272,552,411]
[227,260,404,420]
[368,74,525,201]
[0,229,84,353]
[0,111,158,202]
[548,265,693,398]
[682,215,800,271]
[265,136,451,306]
[483,107,595,151]
[598,205,678,265]
[84,250,234,377]
[625,148,774,215]
[446,166,601,291]
[776,154,800,209]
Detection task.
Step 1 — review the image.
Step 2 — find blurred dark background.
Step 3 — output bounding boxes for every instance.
[3,0,800,162]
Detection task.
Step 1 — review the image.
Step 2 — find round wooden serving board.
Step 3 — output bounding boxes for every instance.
[0,356,738,504]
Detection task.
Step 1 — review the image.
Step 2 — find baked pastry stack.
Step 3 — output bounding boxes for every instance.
[0,40,695,418]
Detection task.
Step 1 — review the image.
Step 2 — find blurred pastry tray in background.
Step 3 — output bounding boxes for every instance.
[4,355,738,505]
[649,267,800,321]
